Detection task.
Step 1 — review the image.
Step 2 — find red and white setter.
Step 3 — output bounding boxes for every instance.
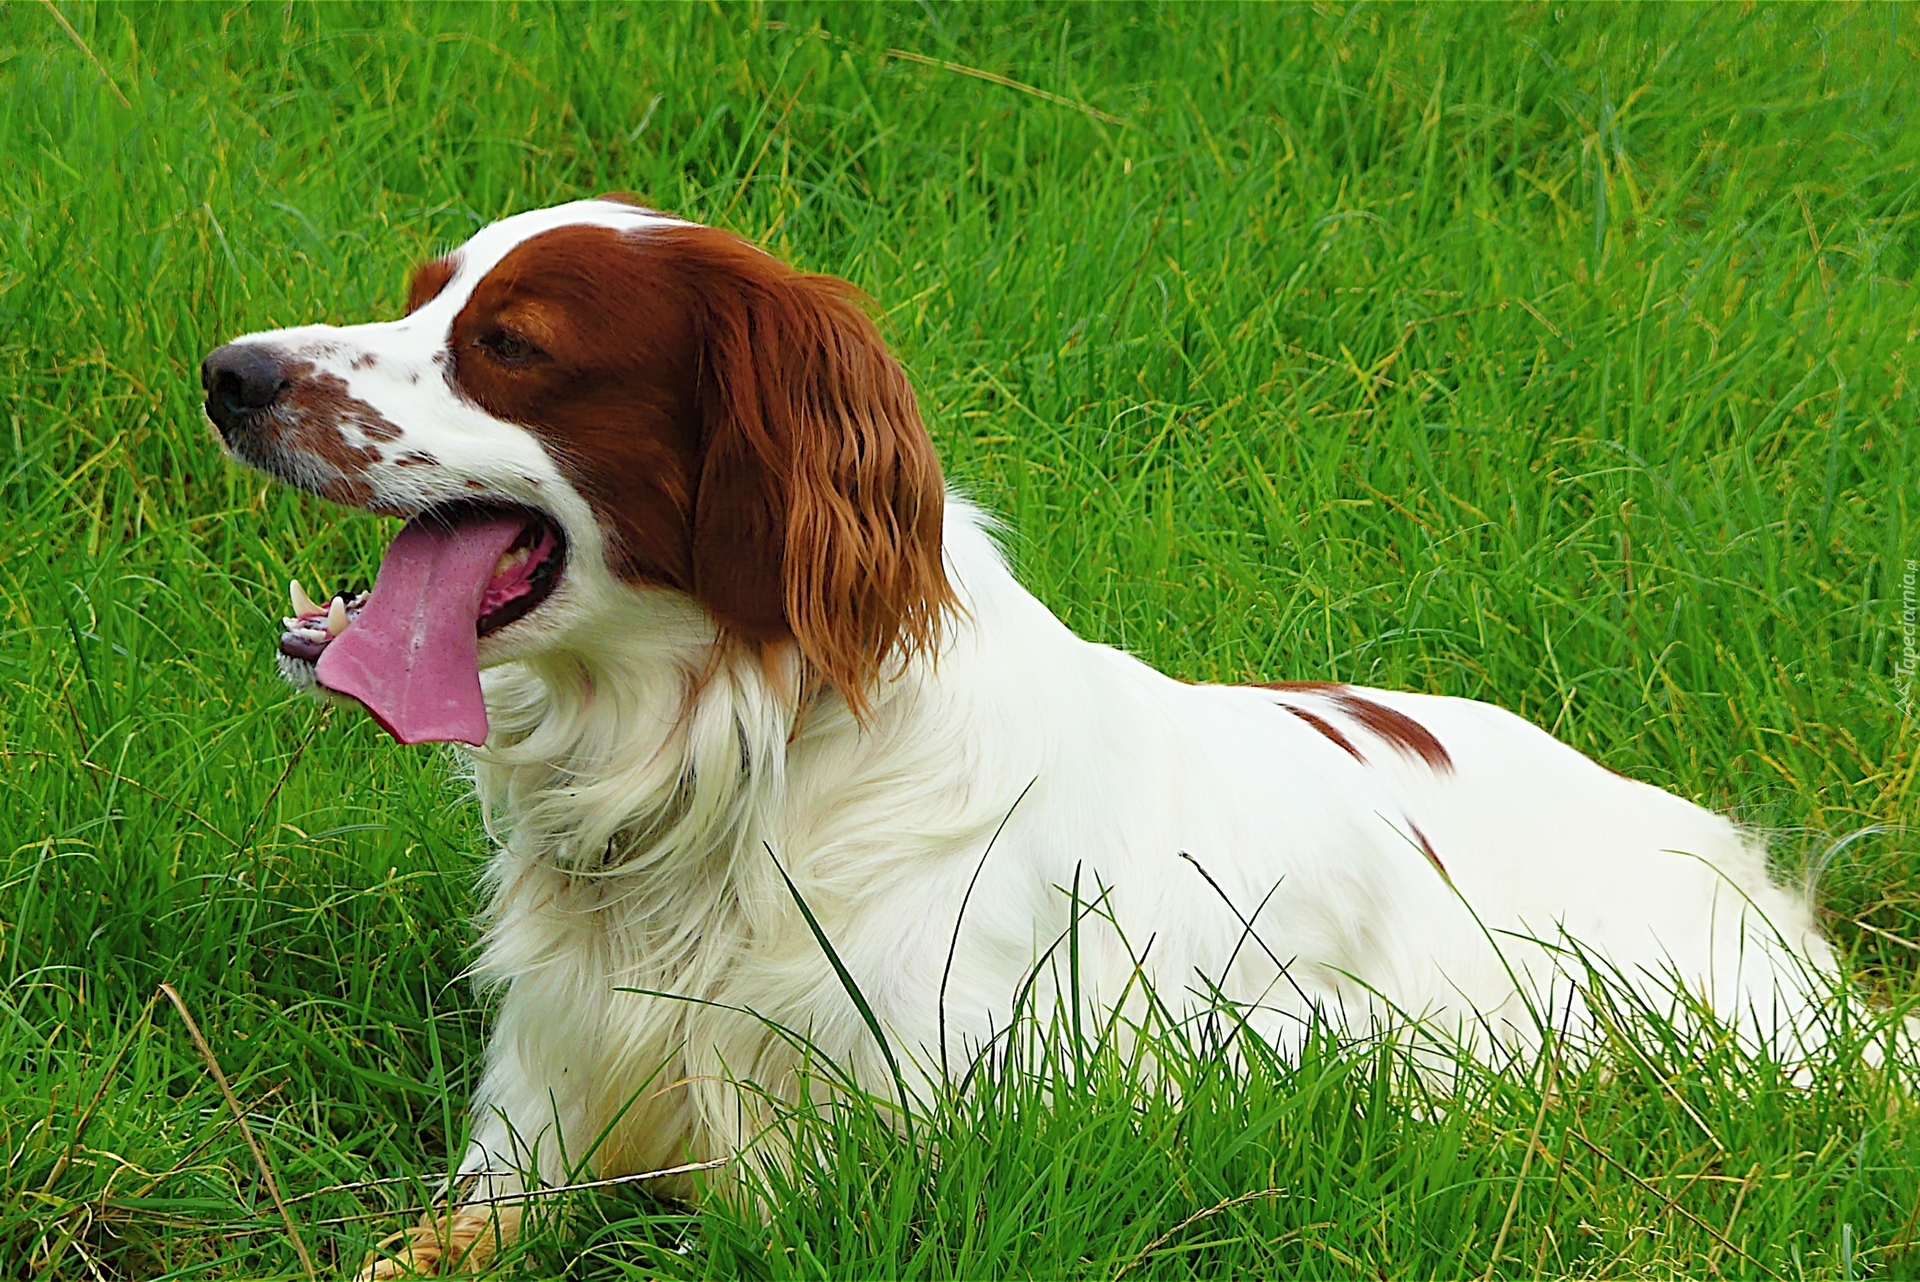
[204,198,1855,1275]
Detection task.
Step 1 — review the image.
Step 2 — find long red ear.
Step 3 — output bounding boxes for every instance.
[684,233,952,714]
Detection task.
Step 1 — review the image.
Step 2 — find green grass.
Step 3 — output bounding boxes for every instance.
[3,1,1919,1276]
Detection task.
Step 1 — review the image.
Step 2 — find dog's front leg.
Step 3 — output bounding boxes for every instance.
[356,1034,575,1278]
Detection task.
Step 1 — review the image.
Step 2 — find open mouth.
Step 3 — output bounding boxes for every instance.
[475,508,567,636]
[277,504,567,746]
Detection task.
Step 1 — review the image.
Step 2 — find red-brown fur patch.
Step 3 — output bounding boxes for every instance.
[444,223,952,714]
[287,368,404,445]
[1330,692,1452,772]
[1406,820,1448,877]
[1278,703,1365,763]
[1252,681,1453,773]
[245,362,401,507]
[406,255,458,315]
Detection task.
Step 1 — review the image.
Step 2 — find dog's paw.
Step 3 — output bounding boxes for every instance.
[356,1206,520,1279]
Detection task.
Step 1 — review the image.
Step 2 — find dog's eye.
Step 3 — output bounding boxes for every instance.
[479,329,542,365]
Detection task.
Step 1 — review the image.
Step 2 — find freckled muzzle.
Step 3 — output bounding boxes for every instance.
[200,340,399,509]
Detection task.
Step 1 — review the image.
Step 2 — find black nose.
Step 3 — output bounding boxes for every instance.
[201,342,289,440]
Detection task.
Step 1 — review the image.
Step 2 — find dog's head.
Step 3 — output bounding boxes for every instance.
[202,198,950,744]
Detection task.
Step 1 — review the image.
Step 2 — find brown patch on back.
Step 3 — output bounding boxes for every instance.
[1331,692,1453,772]
[1406,820,1448,878]
[1252,681,1453,773]
[1278,703,1365,763]
[446,222,952,716]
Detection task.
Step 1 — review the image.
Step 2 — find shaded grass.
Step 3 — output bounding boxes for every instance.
[1,1,1917,1276]
[667,960,1917,1282]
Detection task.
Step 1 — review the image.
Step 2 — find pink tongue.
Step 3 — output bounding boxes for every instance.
[315,514,527,745]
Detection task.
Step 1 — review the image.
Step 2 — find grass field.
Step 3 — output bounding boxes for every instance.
[4,2,1919,1277]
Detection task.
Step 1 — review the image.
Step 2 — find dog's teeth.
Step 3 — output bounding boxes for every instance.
[495,552,517,576]
[326,595,350,637]
[290,579,321,617]
[515,546,532,564]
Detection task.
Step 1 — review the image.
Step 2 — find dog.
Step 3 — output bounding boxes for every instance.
[203,197,1850,1274]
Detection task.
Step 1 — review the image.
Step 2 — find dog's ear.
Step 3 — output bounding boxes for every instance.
[687,238,951,715]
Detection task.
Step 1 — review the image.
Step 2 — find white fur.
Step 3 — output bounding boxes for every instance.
[451,503,1845,1197]
[218,204,1860,1215]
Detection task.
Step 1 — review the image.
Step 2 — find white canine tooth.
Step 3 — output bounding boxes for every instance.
[290,579,321,617]
[326,595,350,637]
[494,553,515,577]
[515,546,531,564]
